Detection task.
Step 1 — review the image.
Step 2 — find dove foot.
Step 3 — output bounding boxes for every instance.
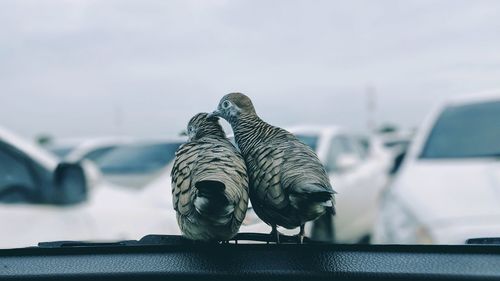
[296,224,305,244]
[270,225,281,244]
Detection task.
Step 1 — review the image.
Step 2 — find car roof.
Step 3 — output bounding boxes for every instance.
[0,126,58,170]
[287,125,343,136]
[114,137,186,146]
[53,136,186,148]
[445,89,500,106]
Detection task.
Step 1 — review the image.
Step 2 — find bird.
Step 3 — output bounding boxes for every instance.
[210,93,335,243]
[171,112,249,241]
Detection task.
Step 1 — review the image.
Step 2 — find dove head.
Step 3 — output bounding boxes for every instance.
[187,113,226,141]
[210,93,257,124]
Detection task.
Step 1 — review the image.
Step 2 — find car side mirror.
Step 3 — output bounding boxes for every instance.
[53,162,88,205]
[335,154,360,172]
[390,150,407,175]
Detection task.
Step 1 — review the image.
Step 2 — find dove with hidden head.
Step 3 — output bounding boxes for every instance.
[171,112,249,241]
[210,93,336,243]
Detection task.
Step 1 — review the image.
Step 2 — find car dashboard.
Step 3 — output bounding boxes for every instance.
[0,235,499,281]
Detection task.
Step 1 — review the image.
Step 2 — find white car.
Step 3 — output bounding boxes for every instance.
[93,138,185,188]
[47,137,131,162]
[49,137,185,189]
[377,130,414,175]
[0,126,179,249]
[0,128,265,247]
[373,91,500,244]
[379,130,414,156]
[289,126,392,243]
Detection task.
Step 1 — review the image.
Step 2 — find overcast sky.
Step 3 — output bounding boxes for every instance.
[1,0,500,139]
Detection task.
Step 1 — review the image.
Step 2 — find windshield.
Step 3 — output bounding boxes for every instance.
[96,143,182,174]
[1,1,500,249]
[49,147,75,159]
[421,101,500,159]
[81,146,117,162]
[295,134,320,152]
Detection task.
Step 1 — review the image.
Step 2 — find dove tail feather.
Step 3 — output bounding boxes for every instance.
[194,180,233,225]
[291,183,334,201]
[289,183,335,219]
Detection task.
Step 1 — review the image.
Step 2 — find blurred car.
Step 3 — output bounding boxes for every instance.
[47,137,130,162]
[378,130,414,175]
[373,92,500,244]
[93,139,184,188]
[48,137,184,189]
[288,126,392,243]
[0,126,179,248]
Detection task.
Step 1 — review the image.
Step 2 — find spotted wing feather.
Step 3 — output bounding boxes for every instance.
[246,131,334,229]
[171,138,249,240]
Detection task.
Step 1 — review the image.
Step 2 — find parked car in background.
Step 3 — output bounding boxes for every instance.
[0,126,179,248]
[0,127,104,205]
[94,138,184,188]
[373,91,500,244]
[378,130,414,175]
[47,137,130,162]
[48,137,185,189]
[0,127,271,247]
[288,126,392,243]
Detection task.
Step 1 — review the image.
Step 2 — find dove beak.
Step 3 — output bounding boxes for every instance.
[208,110,221,118]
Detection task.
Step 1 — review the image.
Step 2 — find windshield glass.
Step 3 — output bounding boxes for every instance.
[295,134,320,152]
[1,1,500,249]
[82,146,117,162]
[421,101,500,159]
[49,147,74,159]
[96,143,182,173]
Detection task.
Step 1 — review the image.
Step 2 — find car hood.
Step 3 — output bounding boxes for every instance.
[392,159,500,226]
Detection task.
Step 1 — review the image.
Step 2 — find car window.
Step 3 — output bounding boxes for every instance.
[325,135,364,173]
[358,137,370,157]
[340,136,357,155]
[82,146,116,162]
[350,137,368,160]
[421,101,500,159]
[325,137,346,173]
[0,144,36,203]
[295,134,319,152]
[96,142,182,174]
[49,146,75,159]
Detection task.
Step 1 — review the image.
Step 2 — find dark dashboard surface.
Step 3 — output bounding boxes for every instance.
[1,236,500,281]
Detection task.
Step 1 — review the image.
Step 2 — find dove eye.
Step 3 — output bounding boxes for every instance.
[222,100,231,109]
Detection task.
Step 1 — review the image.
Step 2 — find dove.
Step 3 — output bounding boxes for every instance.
[210,93,335,243]
[171,113,249,241]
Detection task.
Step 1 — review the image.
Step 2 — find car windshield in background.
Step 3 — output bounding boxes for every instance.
[421,101,500,159]
[50,146,75,159]
[295,135,319,151]
[83,146,117,162]
[97,143,182,174]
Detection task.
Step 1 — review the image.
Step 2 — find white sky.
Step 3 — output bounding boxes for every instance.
[1,0,500,139]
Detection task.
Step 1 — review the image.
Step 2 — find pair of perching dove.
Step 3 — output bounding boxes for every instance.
[171,93,336,243]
